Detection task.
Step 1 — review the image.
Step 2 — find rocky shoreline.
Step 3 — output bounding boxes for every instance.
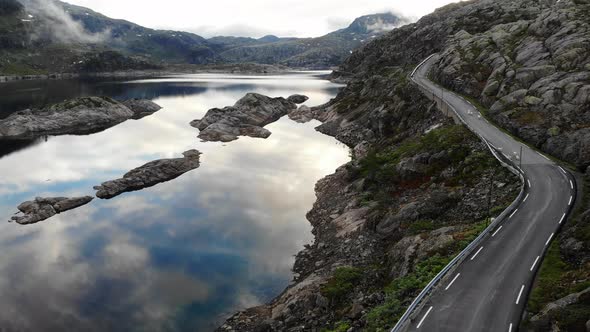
[219,66,520,331]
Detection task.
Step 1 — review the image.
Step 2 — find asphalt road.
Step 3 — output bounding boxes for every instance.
[404,55,577,332]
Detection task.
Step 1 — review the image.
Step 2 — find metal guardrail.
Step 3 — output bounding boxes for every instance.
[389,55,529,332]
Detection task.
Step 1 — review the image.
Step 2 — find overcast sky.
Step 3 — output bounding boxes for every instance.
[65,0,462,38]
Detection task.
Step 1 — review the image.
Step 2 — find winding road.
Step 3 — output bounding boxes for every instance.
[400,55,577,331]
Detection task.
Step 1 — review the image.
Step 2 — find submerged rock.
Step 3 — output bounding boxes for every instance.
[94,149,202,199]
[10,196,94,225]
[190,93,305,142]
[0,97,162,139]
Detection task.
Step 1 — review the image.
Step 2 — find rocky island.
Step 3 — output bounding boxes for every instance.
[94,150,202,199]
[0,97,162,140]
[10,196,94,225]
[191,93,309,142]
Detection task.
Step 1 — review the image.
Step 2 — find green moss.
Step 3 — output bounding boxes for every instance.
[528,243,569,313]
[321,267,363,303]
[406,219,437,234]
[321,321,352,332]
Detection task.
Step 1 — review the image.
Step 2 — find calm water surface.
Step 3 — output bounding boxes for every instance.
[0,73,349,331]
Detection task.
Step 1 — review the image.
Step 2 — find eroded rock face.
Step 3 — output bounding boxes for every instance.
[10,196,94,225]
[429,0,590,169]
[94,150,201,199]
[190,93,303,142]
[0,97,162,139]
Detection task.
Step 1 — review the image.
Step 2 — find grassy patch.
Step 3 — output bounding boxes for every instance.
[321,267,363,304]
[364,221,487,331]
[321,321,351,332]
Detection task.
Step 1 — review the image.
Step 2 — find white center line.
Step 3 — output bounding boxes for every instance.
[516,285,525,304]
[545,233,554,246]
[528,180,532,188]
[570,180,574,189]
[509,209,518,219]
[509,323,513,332]
[568,196,573,206]
[445,273,461,291]
[471,247,484,260]
[559,213,566,224]
[417,306,433,329]
[530,256,540,271]
[523,193,529,202]
[492,226,503,237]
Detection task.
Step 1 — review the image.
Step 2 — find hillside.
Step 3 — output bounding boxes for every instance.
[220,0,590,331]
[215,13,407,69]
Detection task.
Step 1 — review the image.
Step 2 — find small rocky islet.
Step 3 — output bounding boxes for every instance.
[190,92,309,142]
[9,196,94,225]
[0,96,162,140]
[93,149,202,199]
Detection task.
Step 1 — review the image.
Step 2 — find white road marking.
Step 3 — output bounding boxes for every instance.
[417,306,433,329]
[570,180,574,189]
[503,153,510,159]
[558,166,566,174]
[516,285,525,304]
[568,196,573,206]
[530,256,540,271]
[559,213,566,224]
[492,226,503,237]
[509,323,513,332]
[471,247,484,260]
[445,273,461,291]
[523,194,529,202]
[509,209,518,219]
[545,233,554,246]
[539,153,550,161]
[528,180,532,188]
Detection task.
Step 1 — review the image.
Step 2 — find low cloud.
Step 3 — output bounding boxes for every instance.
[20,0,110,43]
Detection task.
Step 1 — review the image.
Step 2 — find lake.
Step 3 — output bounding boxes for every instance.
[0,72,350,331]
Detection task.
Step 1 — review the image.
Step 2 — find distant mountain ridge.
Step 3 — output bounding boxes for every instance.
[0,0,407,74]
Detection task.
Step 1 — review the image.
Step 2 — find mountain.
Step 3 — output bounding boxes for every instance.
[0,1,407,74]
[216,13,407,68]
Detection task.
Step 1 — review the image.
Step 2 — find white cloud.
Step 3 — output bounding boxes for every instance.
[64,0,465,38]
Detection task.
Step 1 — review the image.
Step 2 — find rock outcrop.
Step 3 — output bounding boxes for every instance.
[190,93,305,142]
[94,150,201,199]
[0,97,162,139]
[10,196,94,225]
[428,0,590,169]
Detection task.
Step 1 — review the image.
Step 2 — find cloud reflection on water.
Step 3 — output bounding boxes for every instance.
[0,73,349,331]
